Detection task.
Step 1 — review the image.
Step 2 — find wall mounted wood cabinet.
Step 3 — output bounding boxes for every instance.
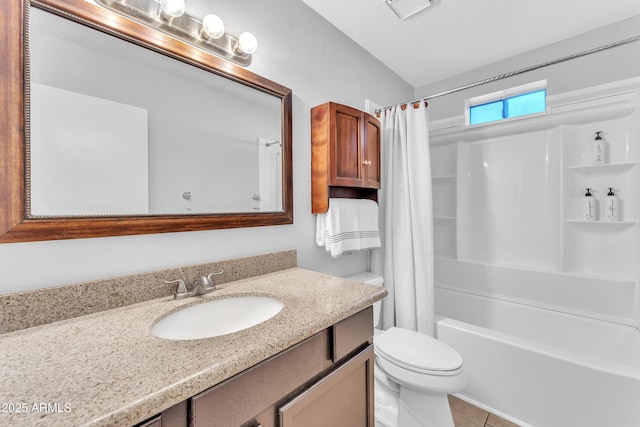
[311,102,381,213]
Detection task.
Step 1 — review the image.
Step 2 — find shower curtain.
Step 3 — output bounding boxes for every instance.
[372,102,435,336]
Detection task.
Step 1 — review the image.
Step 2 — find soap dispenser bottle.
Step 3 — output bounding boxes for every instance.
[592,131,606,165]
[583,188,596,221]
[605,187,619,221]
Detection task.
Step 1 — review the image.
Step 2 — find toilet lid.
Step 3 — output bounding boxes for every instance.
[375,327,463,374]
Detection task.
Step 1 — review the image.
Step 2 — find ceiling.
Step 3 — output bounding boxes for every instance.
[301,0,640,88]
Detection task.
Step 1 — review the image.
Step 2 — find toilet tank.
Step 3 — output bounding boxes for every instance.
[345,272,384,328]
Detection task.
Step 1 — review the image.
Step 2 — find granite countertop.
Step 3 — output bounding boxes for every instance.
[0,268,386,427]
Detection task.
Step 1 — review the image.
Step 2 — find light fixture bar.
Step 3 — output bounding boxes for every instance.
[95,0,254,66]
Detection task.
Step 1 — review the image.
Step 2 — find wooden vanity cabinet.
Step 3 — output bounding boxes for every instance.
[311,102,381,213]
[189,307,374,427]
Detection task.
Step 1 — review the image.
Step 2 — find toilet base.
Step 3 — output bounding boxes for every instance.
[375,367,399,427]
[398,387,455,427]
[374,361,460,427]
[375,399,398,427]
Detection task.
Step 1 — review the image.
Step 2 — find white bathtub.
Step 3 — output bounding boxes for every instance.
[435,286,640,427]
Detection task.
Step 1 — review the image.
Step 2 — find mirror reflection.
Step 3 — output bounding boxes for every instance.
[29,7,283,216]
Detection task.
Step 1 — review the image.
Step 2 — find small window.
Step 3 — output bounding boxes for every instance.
[469,100,504,125]
[466,81,547,126]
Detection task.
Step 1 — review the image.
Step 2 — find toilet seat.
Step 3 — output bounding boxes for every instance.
[375,327,463,376]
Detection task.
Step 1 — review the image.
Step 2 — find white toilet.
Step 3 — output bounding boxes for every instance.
[346,272,466,427]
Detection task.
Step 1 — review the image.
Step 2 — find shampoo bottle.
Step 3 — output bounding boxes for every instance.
[592,131,606,165]
[583,188,596,221]
[605,187,619,221]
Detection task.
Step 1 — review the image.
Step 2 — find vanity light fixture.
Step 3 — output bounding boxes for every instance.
[236,32,258,55]
[158,0,185,21]
[95,0,258,66]
[201,14,225,39]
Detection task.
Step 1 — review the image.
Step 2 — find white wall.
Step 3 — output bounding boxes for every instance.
[0,0,413,294]
[416,15,640,122]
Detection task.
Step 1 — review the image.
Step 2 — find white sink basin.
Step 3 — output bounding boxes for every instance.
[151,296,284,340]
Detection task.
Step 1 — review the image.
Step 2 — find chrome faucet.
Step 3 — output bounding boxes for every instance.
[165,271,224,300]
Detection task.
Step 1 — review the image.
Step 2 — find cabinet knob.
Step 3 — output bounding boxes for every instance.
[362,160,372,166]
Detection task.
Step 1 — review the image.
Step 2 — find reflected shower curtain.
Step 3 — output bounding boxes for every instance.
[371,102,435,336]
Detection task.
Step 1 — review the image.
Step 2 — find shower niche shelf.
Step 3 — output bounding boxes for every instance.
[565,161,637,172]
[431,142,458,260]
[563,145,638,278]
[564,143,637,230]
[565,220,636,225]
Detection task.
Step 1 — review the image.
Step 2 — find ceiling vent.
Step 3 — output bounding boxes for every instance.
[384,0,432,21]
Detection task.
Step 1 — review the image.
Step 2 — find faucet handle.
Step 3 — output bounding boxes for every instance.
[204,271,224,290]
[206,271,224,283]
[165,279,188,296]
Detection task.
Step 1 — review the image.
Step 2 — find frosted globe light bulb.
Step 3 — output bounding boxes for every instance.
[159,0,185,18]
[202,14,225,39]
[237,32,258,54]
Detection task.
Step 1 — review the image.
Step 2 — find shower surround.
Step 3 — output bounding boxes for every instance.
[430,77,640,427]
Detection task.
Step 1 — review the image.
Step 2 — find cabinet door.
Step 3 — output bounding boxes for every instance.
[279,345,374,427]
[329,104,364,187]
[363,115,381,189]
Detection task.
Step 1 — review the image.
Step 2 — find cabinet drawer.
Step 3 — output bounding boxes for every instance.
[332,307,373,362]
[191,332,327,427]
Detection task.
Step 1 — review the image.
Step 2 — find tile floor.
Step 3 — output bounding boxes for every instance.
[449,396,520,427]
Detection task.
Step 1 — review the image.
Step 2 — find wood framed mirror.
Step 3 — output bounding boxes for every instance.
[0,0,293,243]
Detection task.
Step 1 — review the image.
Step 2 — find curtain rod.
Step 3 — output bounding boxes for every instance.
[375,34,640,114]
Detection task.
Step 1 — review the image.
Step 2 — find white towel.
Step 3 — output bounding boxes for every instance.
[316,198,381,257]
